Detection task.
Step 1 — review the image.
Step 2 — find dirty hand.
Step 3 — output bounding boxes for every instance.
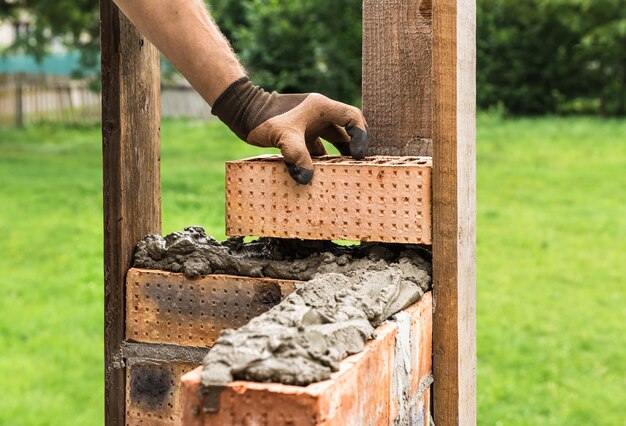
[212,77,371,184]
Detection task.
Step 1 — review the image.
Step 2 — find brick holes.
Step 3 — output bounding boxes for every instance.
[127,271,298,348]
[225,156,432,244]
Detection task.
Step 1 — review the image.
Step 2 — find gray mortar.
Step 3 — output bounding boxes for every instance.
[134,226,431,281]
[134,227,432,388]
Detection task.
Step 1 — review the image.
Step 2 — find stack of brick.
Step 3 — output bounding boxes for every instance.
[124,269,300,425]
[125,155,433,425]
[180,293,432,426]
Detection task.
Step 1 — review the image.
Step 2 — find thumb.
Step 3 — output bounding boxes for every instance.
[277,133,315,185]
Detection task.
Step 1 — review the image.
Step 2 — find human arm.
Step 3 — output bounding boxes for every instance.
[111,0,370,184]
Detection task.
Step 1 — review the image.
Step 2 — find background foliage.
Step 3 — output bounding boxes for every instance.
[1,0,624,114]
[478,0,626,115]
[215,0,362,104]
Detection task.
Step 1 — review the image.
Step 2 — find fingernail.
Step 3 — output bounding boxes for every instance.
[285,162,314,185]
[347,126,370,160]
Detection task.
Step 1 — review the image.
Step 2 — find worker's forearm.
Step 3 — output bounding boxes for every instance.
[111,0,245,105]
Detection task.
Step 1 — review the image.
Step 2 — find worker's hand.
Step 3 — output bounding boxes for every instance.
[212,77,370,184]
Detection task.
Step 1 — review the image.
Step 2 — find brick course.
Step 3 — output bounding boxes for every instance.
[225,155,432,244]
[126,268,299,347]
[180,292,433,426]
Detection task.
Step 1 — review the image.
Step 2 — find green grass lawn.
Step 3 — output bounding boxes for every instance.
[0,116,624,425]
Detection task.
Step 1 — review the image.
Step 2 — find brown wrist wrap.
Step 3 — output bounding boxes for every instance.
[211,77,268,140]
[211,77,307,142]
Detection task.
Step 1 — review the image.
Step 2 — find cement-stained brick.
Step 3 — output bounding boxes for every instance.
[181,292,433,426]
[126,268,299,347]
[126,360,198,426]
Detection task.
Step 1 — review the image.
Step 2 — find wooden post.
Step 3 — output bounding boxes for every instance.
[100,1,161,424]
[363,0,476,424]
[362,0,432,156]
[15,74,24,127]
[432,0,476,425]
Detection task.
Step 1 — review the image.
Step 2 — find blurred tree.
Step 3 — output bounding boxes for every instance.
[2,0,623,115]
[477,0,581,114]
[568,0,626,115]
[206,0,247,43]
[0,0,99,76]
[222,0,362,104]
[2,0,362,103]
[478,0,626,115]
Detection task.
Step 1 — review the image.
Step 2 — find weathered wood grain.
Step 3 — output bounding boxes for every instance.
[431,0,477,425]
[362,0,433,156]
[101,1,161,424]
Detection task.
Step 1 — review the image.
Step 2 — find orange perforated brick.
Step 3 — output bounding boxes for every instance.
[127,360,197,426]
[180,292,433,426]
[225,155,432,244]
[126,268,299,347]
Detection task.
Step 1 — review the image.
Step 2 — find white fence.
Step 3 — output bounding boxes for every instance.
[0,73,211,126]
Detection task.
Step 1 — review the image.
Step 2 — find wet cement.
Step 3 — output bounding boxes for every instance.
[133,226,431,387]
[134,226,431,281]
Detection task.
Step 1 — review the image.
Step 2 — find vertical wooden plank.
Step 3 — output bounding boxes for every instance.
[432,0,476,425]
[15,75,24,127]
[362,0,432,156]
[100,1,161,424]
